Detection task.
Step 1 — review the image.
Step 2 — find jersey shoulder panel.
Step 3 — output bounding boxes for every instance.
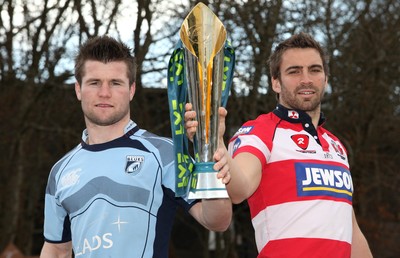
[46,144,82,196]
[230,112,279,142]
[228,112,280,163]
[130,130,174,167]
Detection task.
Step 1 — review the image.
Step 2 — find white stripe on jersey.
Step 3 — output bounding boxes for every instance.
[229,134,271,162]
[252,200,353,252]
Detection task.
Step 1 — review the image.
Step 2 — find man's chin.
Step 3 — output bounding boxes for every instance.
[86,116,120,127]
[294,101,320,112]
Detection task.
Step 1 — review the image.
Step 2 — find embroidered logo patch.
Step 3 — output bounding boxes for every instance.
[288,110,299,119]
[125,155,144,175]
[331,140,346,160]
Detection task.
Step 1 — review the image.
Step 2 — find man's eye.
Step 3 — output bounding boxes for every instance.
[111,81,122,86]
[311,68,322,73]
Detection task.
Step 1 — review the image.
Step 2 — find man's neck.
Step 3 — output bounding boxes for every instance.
[85,118,130,145]
[305,109,321,128]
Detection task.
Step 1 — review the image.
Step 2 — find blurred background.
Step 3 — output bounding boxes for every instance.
[0,0,399,257]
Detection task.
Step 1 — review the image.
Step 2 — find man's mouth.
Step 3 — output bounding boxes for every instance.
[95,104,113,107]
[298,91,314,95]
[297,86,316,95]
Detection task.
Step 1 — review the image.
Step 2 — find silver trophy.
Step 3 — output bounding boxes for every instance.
[180,3,229,199]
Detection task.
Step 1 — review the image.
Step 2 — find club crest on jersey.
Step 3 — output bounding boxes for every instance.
[125,155,144,175]
[288,110,299,119]
[331,140,346,160]
[295,162,353,202]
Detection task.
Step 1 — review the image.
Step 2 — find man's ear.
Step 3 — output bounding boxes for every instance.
[129,82,136,101]
[324,76,329,91]
[271,77,281,94]
[75,82,82,101]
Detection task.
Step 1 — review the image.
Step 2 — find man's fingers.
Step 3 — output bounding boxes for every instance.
[185,103,193,112]
[184,110,196,121]
[219,106,227,116]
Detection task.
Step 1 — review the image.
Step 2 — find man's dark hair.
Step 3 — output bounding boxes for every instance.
[268,32,329,80]
[74,35,137,85]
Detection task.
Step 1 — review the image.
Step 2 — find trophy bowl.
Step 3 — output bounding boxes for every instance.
[180,3,229,199]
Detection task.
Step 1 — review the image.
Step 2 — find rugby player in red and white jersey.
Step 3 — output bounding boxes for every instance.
[185,32,373,258]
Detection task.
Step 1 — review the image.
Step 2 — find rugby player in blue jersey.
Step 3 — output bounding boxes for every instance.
[40,35,232,258]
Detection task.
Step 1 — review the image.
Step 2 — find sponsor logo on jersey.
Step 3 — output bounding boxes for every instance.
[112,215,129,232]
[295,162,353,202]
[233,138,241,153]
[233,126,254,137]
[291,134,309,149]
[75,233,113,256]
[125,155,144,175]
[288,110,299,119]
[296,149,317,154]
[291,134,317,154]
[74,215,129,256]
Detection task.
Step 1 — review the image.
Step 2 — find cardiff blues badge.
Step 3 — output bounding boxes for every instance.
[125,155,144,175]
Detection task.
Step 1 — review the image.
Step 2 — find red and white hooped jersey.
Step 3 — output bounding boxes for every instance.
[228,105,353,258]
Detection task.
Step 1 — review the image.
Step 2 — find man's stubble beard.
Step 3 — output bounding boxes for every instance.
[83,106,130,127]
[280,85,324,112]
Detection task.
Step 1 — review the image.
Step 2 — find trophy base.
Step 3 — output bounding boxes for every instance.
[188,162,229,200]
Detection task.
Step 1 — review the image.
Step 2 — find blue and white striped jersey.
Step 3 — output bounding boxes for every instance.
[43,121,195,257]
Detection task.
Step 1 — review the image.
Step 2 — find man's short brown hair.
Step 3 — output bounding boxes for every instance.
[268,32,329,80]
[74,35,137,85]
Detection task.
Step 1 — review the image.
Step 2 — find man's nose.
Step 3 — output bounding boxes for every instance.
[300,71,313,85]
[98,83,112,96]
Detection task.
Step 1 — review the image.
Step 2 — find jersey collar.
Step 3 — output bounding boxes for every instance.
[81,120,139,145]
[273,104,326,146]
[273,104,326,126]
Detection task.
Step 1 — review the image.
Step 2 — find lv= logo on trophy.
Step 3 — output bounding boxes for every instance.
[167,2,235,199]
